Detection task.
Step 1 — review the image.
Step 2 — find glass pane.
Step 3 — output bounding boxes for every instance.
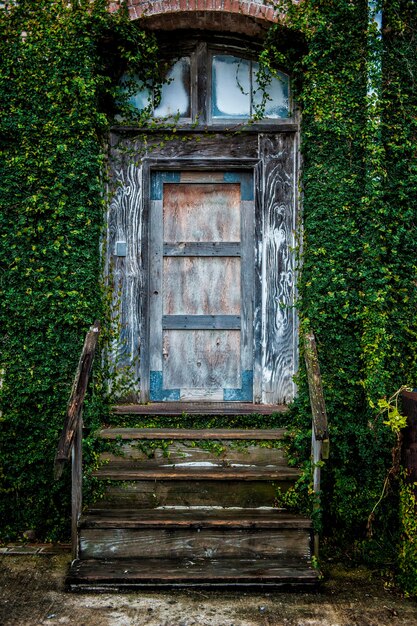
[154,57,190,118]
[252,63,290,118]
[212,55,251,118]
[127,78,152,111]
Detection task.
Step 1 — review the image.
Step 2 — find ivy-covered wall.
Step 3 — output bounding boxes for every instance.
[0,0,416,592]
[0,0,158,540]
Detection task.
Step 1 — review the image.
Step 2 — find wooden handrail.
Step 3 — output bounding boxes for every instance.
[304,331,329,446]
[304,330,329,558]
[54,321,101,479]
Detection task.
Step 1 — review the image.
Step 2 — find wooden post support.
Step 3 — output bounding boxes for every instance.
[400,390,417,497]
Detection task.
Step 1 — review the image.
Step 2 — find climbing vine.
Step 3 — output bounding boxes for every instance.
[0,0,416,594]
[266,0,417,591]
[0,0,159,540]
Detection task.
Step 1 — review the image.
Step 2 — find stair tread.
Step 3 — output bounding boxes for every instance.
[67,557,319,589]
[92,464,300,480]
[99,427,287,440]
[113,403,288,416]
[80,508,312,529]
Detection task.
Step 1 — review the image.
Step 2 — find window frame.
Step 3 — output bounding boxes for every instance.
[120,39,293,129]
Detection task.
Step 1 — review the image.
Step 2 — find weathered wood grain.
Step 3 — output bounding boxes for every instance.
[91,479,281,509]
[79,527,311,560]
[81,509,310,528]
[107,159,143,401]
[304,332,329,442]
[163,257,241,315]
[92,465,300,481]
[54,321,100,475]
[112,403,288,415]
[99,442,287,465]
[163,183,241,242]
[98,427,287,438]
[260,134,297,404]
[67,556,319,590]
[163,329,241,389]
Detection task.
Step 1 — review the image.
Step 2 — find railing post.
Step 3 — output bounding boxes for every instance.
[304,331,329,558]
[71,416,83,560]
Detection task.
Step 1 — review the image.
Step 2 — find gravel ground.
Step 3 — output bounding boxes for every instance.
[0,553,416,626]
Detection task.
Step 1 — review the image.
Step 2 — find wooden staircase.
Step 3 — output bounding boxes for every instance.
[66,404,319,591]
[56,325,327,592]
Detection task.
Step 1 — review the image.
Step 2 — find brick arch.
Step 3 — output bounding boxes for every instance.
[110,0,285,37]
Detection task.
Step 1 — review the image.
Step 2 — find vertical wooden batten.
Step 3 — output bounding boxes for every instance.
[260,133,298,405]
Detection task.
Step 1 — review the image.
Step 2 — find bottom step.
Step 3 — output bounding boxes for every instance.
[67,558,320,591]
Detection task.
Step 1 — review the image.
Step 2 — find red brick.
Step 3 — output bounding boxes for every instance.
[265,7,275,22]
[231,0,239,13]
[215,0,223,10]
[223,0,231,11]
[180,0,188,10]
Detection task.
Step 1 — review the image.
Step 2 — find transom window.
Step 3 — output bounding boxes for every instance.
[120,43,290,125]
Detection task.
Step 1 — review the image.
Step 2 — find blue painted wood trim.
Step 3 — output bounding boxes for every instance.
[150,371,180,401]
[223,370,253,401]
[223,172,253,201]
[151,172,181,201]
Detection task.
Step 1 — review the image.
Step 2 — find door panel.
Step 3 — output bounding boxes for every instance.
[163,183,241,242]
[149,171,253,402]
[163,257,241,315]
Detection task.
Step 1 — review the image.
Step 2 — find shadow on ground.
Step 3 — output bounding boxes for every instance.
[0,554,416,626]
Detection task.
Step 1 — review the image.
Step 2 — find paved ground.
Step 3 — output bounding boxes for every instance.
[0,550,416,626]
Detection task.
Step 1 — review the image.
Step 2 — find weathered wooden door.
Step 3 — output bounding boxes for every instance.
[149,171,254,402]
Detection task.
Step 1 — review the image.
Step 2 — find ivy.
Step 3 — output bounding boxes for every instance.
[0,0,158,540]
[266,0,417,591]
[0,0,416,594]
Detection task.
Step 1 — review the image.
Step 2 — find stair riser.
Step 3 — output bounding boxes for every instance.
[91,480,292,509]
[100,443,286,466]
[79,528,312,560]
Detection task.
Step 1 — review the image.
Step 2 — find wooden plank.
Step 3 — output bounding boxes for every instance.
[106,158,143,401]
[304,332,329,441]
[81,509,312,529]
[91,480,281,509]
[163,242,241,256]
[253,160,263,403]
[241,198,255,373]
[163,258,241,315]
[67,557,319,590]
[149,199,163,373]
[91,465,300,481]
[71,419,82,560]
[112,403,288,415]
[54,321,100,476]
[99,427,287,439]
[163,330,241,390]
[163,183,241,242]
[99,442,287,465]
[112,134,260,161]
[162,315,241,329]
[260,134,297,405]
[79,528,311,560]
